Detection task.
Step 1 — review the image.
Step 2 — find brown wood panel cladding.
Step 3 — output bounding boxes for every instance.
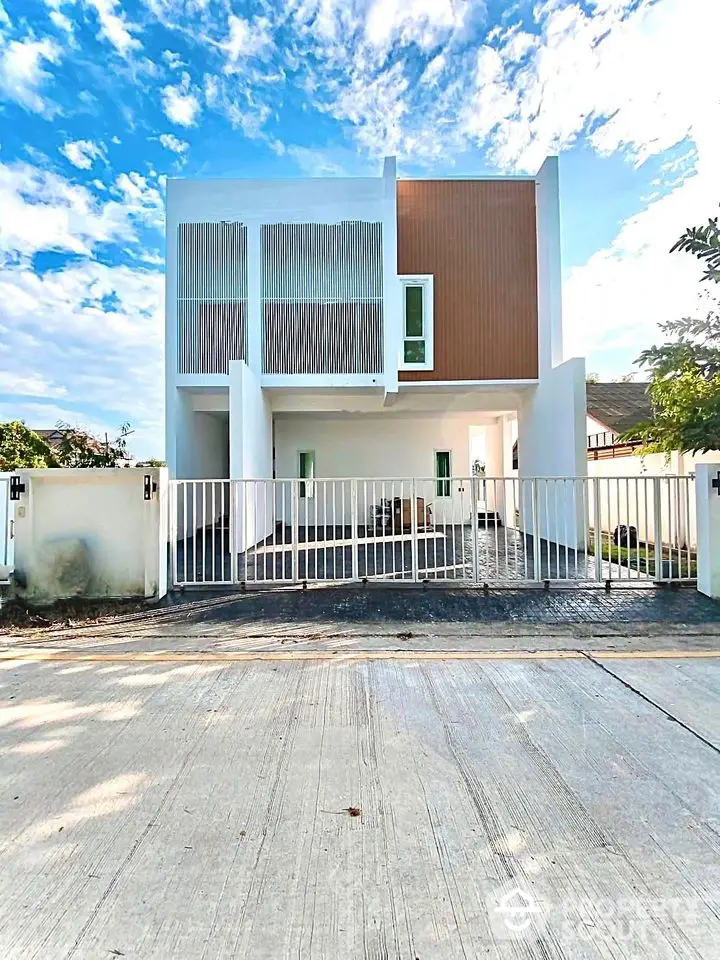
[397,180,538,381]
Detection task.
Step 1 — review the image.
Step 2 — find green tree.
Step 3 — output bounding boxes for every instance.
[0,421,133,469]
[0,421,57,470]
[671,213,720,282]
[631,293,720,453]
[54,422,133,467]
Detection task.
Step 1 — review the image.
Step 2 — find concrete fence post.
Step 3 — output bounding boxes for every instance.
[695,463,720,599]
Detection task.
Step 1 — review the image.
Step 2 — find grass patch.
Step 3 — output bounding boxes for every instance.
[587,536,696,579]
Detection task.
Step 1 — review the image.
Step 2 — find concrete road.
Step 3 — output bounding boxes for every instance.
[0,636,719,957]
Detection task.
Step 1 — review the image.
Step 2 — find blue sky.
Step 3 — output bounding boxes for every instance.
[0,0,717,459]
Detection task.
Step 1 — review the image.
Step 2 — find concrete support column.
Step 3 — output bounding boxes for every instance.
[229,361,273,552]
[695,463,720,598]
[518,358,586,548]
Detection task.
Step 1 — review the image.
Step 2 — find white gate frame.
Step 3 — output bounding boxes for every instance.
[170,476,697,588]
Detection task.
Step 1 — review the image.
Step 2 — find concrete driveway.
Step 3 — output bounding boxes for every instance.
[1,600,719,958]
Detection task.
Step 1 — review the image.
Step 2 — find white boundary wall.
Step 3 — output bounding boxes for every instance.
[11,468,168,604]
[589,450,720,550]
[0,473,12,582]
[696,463,720,598]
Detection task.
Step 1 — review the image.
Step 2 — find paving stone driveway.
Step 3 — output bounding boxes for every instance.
[165,584,720,625]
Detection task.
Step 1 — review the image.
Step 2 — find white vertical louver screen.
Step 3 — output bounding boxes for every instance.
[262,222,383,375]
[177,222,248,374]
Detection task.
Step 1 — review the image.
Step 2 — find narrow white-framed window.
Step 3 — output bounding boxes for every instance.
[399,275,433,371]
[298,450,315,499]
[435,450,452,498]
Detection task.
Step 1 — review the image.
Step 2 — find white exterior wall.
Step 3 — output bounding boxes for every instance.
[536,156,563,373]
[173,393,228,481]
[587,414,609,436]
[12,469,168,603]
[274,413,477,525]
[193,413,229,480]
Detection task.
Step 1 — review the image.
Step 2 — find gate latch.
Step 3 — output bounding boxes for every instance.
[712,471,720,496]
[143,475,158,501]
[9,476,25,501]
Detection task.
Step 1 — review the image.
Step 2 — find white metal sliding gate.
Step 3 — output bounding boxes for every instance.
[170,476,696,588]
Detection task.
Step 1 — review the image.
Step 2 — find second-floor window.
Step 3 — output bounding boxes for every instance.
[400,276,433,371]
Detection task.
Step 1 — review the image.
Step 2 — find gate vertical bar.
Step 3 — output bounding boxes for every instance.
[470,474,480,584]
[411,478,419,582]
[532,479,542,582]
[230,480,238,584]
[653,477,663,581]
[170,481,178,587]
[292,480,300,583]
[593,478,602,582]
[351,479,359,581]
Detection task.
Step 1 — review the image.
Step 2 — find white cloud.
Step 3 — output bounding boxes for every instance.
[0,161,163,261]
[563,169,720,374]
[276,0,720,376]
[0,35,60,115]
[161,48,184,69]
[221,14,273,70]
[286,144,373,177]
[159,132,189,154]
[161,71,200,125]
[365,0,477,49]
[0,157,165,455]
[0,401,116,437]
[0,260,164,456]
[84,0,141,54]
[113,170,164,229]
[0,372,67,398]
[59,138,106,169]
[49,10,74,34]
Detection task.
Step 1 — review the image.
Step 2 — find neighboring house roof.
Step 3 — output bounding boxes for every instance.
[33,429,70,449]
[33,428,102,452]
[586,383,653,436]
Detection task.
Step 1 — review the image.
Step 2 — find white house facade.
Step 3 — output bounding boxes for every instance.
[165,156,586,499]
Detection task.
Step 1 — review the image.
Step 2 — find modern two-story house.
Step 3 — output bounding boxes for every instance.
[165,157,586,556]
